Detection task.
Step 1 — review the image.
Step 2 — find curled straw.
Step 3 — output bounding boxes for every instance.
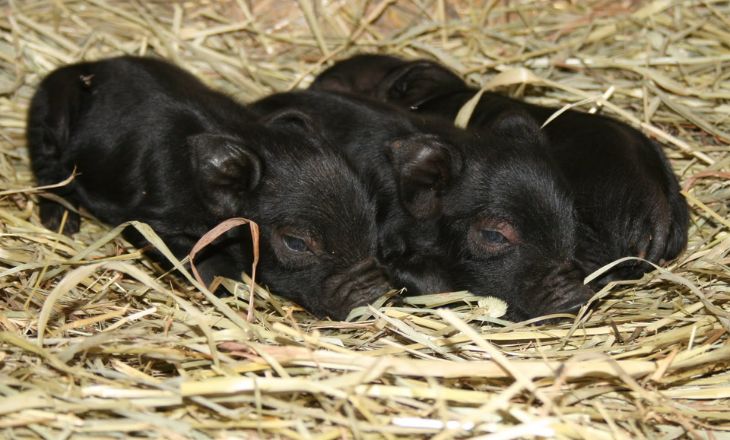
[0,169,77,197]
[189,218,261,323]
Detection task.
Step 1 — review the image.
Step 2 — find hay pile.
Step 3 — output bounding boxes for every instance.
[1,1,729,438]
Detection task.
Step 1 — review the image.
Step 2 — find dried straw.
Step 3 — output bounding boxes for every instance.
[1,1,729,438]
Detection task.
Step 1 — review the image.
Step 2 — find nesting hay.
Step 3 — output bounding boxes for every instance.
[1,1,729,438]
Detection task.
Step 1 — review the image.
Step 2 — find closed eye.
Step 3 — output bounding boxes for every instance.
[283,234,311,253]
[480,229,508,245]
[468,219,519,257]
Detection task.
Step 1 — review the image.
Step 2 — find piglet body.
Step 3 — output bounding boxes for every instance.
[27,56,389,319]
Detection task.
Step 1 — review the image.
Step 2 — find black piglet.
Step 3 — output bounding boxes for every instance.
[27,56,390,320]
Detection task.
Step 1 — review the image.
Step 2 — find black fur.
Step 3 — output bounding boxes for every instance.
[312,54,689,287]
[252,91,592,320]
[27,56,389,320]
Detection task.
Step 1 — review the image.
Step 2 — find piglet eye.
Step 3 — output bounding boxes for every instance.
[469,219,519,257]
[283,235,310,253]
[481,229,508,244]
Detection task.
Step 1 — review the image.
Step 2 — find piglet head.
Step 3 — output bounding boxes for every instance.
[378,60,468,108]
[389,112,593,320]
[190,110,390,320]
[311,54,406,96]
[312,54,468,110]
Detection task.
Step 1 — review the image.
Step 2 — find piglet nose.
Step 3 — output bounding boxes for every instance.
[536,260,596,316]
[533,285,594,320]
[561,284,595,313]
[322,257,392,320]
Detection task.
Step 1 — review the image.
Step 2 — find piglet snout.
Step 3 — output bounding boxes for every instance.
[534,260,595,317]
[321,257,392,320]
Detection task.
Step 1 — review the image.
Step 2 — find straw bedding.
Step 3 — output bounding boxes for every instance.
[0,0,728,438]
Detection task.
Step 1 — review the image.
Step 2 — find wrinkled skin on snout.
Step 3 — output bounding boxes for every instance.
[26,56,390,320]
[254,90,592,320]
[312,54,689,290]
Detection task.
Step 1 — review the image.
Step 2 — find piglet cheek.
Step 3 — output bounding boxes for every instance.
[320,257,392,320]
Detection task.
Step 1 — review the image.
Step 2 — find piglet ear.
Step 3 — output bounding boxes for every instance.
[379,61,467,107]
[310,74,351,94]
[387,135,462,219]
[261,109,315,134]
[189,133,262,219]
[489,111,545,145]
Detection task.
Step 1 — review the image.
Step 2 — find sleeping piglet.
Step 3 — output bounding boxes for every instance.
[311,54,689,286]
[252,91,592,320]
[26,56,390,320]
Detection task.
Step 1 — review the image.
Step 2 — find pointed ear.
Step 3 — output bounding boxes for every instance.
[310,74,351,93]
[489,111,546,145]
[379,61,467,107]
[387,135,462,219]
[311,54,408,95]
[260,109,316,134]
[189,133,262,219]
